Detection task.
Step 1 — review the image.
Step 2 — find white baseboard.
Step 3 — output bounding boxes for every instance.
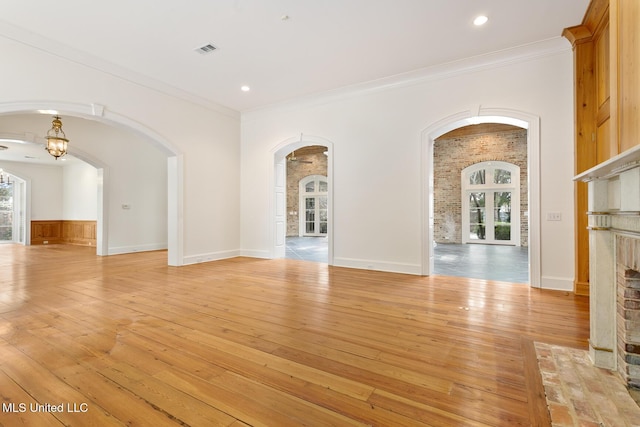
[182,249,242,265]
[333,257,422,275]
[240,249,271,259]
[108,243,167,255]
[540,275,574,291]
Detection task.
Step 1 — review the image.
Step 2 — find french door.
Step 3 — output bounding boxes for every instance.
[0,174,14,242]
[462,161,520,245]
[299,175,328,236]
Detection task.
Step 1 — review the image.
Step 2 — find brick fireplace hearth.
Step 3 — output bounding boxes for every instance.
[617,235,640,390]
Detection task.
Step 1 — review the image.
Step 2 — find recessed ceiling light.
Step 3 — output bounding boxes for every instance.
[241,85,251,92]
[474,15,488,26]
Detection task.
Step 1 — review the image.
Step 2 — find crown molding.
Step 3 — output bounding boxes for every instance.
[242,37,572,119]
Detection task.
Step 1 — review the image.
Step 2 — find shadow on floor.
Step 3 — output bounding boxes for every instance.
[285,237,529,283]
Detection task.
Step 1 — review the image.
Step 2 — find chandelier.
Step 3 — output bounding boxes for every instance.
[0,169,11,186]
[45,115,69,159]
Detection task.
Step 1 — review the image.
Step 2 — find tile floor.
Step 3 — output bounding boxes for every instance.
[536,342,640,426]
[286,238,529,283]
[433,242,529,283]
[285,236,328,263]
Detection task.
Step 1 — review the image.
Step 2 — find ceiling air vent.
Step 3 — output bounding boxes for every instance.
[195,43,217,55]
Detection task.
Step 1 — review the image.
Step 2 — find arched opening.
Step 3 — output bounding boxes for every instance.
[0,102,183,265]
[422,108,541,287]
[271,135,334,265]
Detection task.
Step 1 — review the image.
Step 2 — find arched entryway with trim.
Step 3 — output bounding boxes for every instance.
[421,108,541,287]
[0,101,184,266]
[270,135,334,264]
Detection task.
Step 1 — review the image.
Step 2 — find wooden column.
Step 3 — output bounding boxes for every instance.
[563,25,597,296]
[564,0,611,296]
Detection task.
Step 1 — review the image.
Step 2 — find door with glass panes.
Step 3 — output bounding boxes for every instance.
[0,179,13,242]
[461,161,520,245]
[299,175,328,236]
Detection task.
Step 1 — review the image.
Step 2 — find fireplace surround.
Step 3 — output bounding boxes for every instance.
[576,144,640,391]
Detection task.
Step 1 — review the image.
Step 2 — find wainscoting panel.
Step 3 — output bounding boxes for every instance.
[31,220,96,246]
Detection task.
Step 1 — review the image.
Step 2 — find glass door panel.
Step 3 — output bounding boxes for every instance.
[319,196,328,234]
[305,197,316,234]
[494,191,512,241]
[469,192,485,240]
[0,184,13,241]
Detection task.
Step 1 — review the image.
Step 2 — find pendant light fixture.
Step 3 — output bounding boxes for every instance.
[0,169,11,186]
[45,115,69,159]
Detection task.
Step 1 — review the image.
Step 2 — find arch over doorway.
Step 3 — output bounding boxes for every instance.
[0,101,184,266]
[270,135,334,264]
[421,107,541,287]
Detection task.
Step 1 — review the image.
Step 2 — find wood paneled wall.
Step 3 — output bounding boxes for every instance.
[564,0,640,295]
[31,220,96,246]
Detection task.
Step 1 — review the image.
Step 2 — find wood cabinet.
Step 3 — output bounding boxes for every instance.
[564,0,640,295]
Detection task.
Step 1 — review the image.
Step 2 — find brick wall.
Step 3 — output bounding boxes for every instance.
[617,235,640,390]
[433,127,528,246]
[286,147,328,236]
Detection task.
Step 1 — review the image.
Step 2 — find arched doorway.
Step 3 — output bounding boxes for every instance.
[0,102,183,265]
[271,135,334,265]
[421,108,541,287]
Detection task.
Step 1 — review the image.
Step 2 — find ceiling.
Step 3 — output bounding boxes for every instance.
[0,0,589,113]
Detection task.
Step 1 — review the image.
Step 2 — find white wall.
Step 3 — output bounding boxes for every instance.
[0,34,241,264]
[62,162,97,220]
[241,38,576,290]
[0,161,62,220]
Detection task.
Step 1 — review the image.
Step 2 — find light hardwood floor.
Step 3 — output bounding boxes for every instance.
[0,244,589,426]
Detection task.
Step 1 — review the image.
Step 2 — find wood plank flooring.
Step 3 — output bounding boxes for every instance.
[0,244,589,426]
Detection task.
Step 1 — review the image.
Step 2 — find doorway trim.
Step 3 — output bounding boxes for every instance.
[421,107,540,287]
[0,101,183,265]
[270,135,334,264]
